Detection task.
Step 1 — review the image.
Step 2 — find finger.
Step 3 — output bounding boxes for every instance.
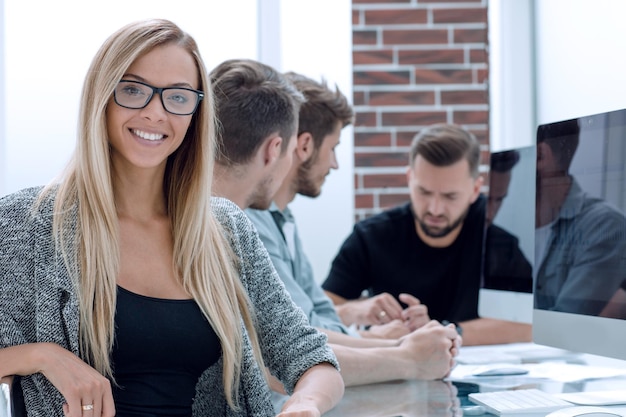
[443,322,459,336]
[398,293,421,306]
[81,401,95,415]
[376,309,390,324]
[401,305,429,328]
[378,294,404,319]
[405,316,430,332]
[65,395,83,417]
[102,388,116,417]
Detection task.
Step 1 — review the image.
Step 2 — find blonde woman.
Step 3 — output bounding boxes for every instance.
[0,19,342,417]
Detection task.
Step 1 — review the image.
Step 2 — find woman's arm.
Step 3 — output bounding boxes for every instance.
[277,363,344,417]
[0,343,115,417]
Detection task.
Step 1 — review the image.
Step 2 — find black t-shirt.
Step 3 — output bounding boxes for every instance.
[111,286,221,416]
[322,195,485,323]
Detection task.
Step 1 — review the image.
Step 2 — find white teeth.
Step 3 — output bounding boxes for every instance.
[133,129,164,141]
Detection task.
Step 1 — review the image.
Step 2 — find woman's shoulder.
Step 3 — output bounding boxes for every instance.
[0,186,48,218]
[210,197,256,234]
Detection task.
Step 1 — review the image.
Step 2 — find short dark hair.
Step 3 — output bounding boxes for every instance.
[284,72,353,151]
[538,119,580,171]
[490,150,520,173]
[210,59,304,165]
[409,123,481,178]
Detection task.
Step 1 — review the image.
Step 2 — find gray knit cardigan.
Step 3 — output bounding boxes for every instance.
[0,187,338,416]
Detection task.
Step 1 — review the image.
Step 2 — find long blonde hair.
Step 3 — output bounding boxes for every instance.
[44,18,262,408]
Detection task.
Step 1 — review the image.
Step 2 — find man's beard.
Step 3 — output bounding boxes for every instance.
[296,156,322,198]
[414,206,470,238]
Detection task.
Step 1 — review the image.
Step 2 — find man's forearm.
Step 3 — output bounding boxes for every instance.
[320,328,398,348]
[330,344,412,386]
[459,318,532,346]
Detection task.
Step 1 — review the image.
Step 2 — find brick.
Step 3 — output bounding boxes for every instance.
[398,131,419,147]
[470,48,488,63]
[441,90,487,105]
[380,193,410,208]
[355,193,375,209]
[354,70,411,86]
[353,30,378,45]
[382,111,447,126]
[355,111,377,127]
[353,49,394,65]
[476,68,489,84]
[453,110,489,125]
[369,90,435,106]
[383,29,448,45]
[363,173,408,188]
[433,8,487,24]
[414,68,473,84]
[353,91,366,106]
[354,132,392,147]
[470,128,489,144]
[398,48,464,65]
[355,152,410,167]
[480,149,491,166]
[364,9,428,25]
[353,9,361,25]
[454,28,487,44]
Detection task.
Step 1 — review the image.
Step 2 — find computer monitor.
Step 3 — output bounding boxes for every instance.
[478,146,535,324]
[533,107,626,361]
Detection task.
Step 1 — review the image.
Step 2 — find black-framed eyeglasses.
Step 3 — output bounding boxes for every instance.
[114,80,204,116]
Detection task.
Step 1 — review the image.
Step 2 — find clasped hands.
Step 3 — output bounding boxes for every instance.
[352,292,431,331]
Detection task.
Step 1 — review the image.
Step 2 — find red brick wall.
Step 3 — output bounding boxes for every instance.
[352,0,490,220]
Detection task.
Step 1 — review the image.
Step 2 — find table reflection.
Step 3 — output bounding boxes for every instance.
[325,380,462,417]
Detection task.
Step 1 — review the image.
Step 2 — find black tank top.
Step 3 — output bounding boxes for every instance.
[111,286,221,416]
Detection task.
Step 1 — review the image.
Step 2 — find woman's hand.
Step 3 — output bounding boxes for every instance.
[277,401,321,417]
[31,343,115,417]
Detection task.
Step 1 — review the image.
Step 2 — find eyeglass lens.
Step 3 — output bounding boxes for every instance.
[114,80,202,115]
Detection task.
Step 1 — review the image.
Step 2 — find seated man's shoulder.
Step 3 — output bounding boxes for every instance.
[355,203,411,232]
[579,195,626,228]
[244,207,273,225]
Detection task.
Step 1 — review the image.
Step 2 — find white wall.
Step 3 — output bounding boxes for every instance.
[534,0,626,124]
[279,1,354,284]
[0,0,353,284]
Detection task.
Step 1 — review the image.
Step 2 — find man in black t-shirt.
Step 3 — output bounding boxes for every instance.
[322,123,532,345]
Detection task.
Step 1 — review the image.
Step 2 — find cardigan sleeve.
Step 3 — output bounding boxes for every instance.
[0,188,42,348]
[210,197,339,395]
